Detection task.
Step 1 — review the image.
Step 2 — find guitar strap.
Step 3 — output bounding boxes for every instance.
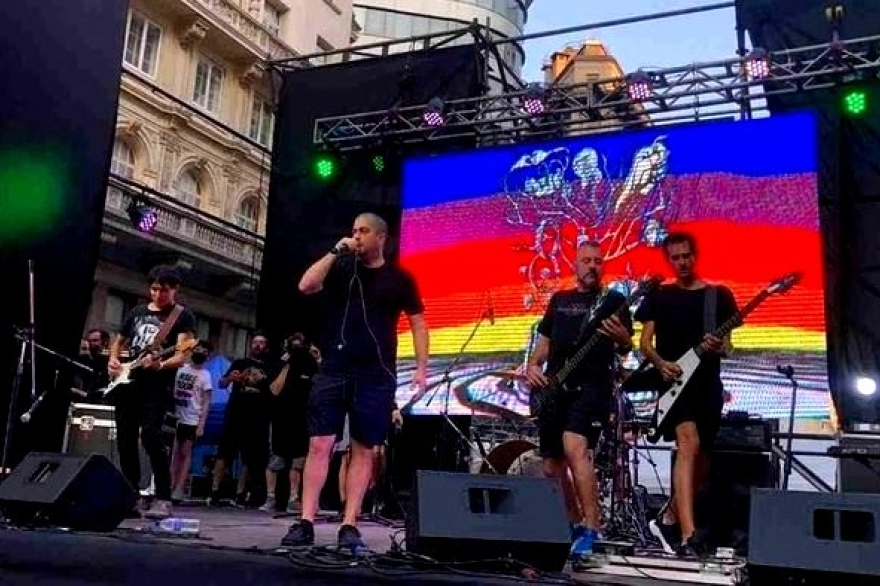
[575,288,609,344]
[703,285,718,334]
[149,304,184,352]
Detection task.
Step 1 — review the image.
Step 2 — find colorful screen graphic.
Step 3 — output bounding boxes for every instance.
[394,113,829,421]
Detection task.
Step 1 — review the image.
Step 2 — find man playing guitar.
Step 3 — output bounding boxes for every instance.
[635,232,738,557]
[108,265,197,520]
[526,241,634,562]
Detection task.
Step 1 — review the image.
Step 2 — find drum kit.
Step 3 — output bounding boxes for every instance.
[475,365,662,547]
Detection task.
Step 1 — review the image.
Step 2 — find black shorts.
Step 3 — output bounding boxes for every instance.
[176,423,198,442]
[217,414,270,468]
[307,371,395,448]
[270,418,309,461]
[538,391,610,459]
[661,393,724,450]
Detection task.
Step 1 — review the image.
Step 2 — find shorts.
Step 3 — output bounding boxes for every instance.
[217,414,270,469]
[270,417,308,462]
[307,371,396,448]
[268,454,306,472]
[538,390,610,459]
[176,423,198,442]
[661,392,724,450]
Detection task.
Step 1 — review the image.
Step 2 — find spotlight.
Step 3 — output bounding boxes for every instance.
[626,71,653,102]
[423,97,446,127]
[522,83,547,115]
[314,154,337,180]
[744,48,770,80]
[127,200,158,233]
[372,154,386,173]
[843,88,868,115]
[855,376,877,397]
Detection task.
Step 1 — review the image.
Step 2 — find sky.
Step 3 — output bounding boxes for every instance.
[519,0,745,82]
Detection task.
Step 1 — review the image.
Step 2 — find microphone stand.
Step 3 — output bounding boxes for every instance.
[422,303,497,473]
[779,365,798,490]
[1,327,92,477]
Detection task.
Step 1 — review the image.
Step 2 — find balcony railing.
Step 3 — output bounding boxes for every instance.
[105,184,263,275]
[192,0,295,60]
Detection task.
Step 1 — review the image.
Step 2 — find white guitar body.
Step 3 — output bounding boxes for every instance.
[654,348,702,428]
[101,364,136,397]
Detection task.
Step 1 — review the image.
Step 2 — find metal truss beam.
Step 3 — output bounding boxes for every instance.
[313,35,880,151]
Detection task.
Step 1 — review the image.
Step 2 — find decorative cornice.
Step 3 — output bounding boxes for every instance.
[179,19,210,50]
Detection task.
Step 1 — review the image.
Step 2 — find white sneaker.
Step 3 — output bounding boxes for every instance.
[259,497,276,512]
[287,499,301,513]
[144,500,172,520]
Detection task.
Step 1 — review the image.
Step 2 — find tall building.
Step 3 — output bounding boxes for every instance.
[351,1,533,80]
[89,0,354,355]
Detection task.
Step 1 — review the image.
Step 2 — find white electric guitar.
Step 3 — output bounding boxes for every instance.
[622,272,802,443]
[100,339,199,398]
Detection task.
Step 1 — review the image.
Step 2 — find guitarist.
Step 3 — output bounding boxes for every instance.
[108,265,197,520]
[526,241,634,562]
[635,232,738,558]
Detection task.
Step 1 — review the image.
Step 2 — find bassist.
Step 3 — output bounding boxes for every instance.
[635,232,738,557]
[108,265,197,520]
[526,241,634,562]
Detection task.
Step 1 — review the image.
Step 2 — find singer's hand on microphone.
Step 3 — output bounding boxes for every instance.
[334,237,358,255]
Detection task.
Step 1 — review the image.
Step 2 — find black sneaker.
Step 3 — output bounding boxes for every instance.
[649,519,681,555]
[676,536,706,559]
[281,520,315,547]
[337,524,366,552]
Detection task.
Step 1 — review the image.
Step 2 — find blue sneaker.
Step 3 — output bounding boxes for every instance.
[569,525,598,560]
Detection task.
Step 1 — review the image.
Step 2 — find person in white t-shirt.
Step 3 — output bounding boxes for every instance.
[170,342,213,503]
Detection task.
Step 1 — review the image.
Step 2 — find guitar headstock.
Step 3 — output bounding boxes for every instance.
[636,275,664,296]
[766,272,803,295]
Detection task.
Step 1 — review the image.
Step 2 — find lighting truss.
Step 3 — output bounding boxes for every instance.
[313,34,880,151]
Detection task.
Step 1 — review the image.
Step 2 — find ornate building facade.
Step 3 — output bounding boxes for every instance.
[88,0,354,355]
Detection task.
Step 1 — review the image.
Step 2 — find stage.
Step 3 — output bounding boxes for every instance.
[0,506,746,585]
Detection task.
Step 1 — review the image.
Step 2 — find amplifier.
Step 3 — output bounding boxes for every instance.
[715,415,777,452]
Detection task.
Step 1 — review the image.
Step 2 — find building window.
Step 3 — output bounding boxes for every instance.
[175,168,202,208]
[195,316,211,344]
[236,196,260,232]
[124,12,162,76]
[230,327,250,357]
[262,5,281,35]
[193,57,223,113]
[111,140,135,179]
[314,36,335,65]
[248,96,274,146]
[104,294,127,331]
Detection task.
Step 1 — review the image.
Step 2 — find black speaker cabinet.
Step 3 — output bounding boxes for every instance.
[406,470,570,572]
[0,452,136,531]
[748,489,880,584]
[837,435,880,494]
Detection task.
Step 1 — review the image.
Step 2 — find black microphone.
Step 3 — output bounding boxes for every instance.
[487,291,496,325]
[776,364,795,378]
[20,391,48,423]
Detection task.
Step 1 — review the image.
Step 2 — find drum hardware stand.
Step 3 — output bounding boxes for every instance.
[422,294,497,473]
[778,364,798,490]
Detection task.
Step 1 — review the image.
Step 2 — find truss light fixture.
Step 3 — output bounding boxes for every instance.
[127,200,158,233]
[423,97,446,127]
[522,83,547,115]
[744,48,770,80]
[626,71,653,102]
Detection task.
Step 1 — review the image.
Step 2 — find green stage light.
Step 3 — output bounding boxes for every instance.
[372,154,385,173]
[314,155,336,180]
[843,89,868,116]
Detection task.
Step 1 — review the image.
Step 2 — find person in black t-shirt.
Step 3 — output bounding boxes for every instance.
[71,328,110,403]
[526,240,634,562]
[209,333,274,507]
[635,232,738,558]
[281,212,428,551]
[108,265,197,520]
[261,333,320,513]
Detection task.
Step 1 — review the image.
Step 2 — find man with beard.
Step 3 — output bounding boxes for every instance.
[637,232,738,558]
[72,328,110,403]
[209,333,274,507]
[526,240,634,562]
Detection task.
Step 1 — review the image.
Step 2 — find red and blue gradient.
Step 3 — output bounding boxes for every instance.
[397,113,827,416]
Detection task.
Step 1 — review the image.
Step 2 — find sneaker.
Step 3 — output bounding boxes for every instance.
[171,490,185,504]
[649,519,681,555]
[676,535,708,559]
[569,525,598,560]
[144,500,172,520]
[287,499,302,514]
[259,496,276,513]
[280,520,315,547]
[337,524,366,552]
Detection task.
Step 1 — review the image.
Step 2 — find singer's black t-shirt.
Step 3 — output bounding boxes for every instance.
[319,258,424,378]
[537,288,633,398]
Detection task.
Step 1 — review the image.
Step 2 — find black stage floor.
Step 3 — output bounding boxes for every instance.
[0,507,744,586]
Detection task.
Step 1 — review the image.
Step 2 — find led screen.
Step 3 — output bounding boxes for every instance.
[395,113,829,422]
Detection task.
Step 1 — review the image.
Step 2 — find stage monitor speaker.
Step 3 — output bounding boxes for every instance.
[748,489,880,584]
[0,452,136,531]
[406,470,570,572]
[837,434,880,494]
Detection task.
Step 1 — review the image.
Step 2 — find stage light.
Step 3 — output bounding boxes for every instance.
[744,48,770,80]
[423,97,446,127]
[522,83,546,115]
[855,376,877,397]
[843,89,868,115]
[372,154,385,173]
[626,71,653,102]
[126,200,158,232]
[314,155,337,180]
